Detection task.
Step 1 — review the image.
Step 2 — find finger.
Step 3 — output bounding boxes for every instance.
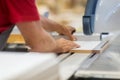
[65,30,75,41]
[61,26,74,41]
[66,27,77,41]
[72,35,77,41]
[63,42,80,52]
[73,43,80,48]
[62,39,80,48]
[67,26,76,34]
[71,28,76,34]
[62,46,72,52]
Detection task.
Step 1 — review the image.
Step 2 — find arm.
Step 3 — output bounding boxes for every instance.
[38,15,76,41]
[6,0,79,53]
[16,21,79,53]
[16,21,58,52]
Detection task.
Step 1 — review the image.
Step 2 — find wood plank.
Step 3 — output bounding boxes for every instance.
[70,40,109,53]
[7,34,25,44]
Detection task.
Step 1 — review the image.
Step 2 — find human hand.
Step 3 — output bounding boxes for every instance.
[39,16,76,41]
[54,38,80,53]
[57,26,76,41]
[59,26,76,35]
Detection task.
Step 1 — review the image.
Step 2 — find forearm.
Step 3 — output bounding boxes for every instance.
[38,15,64,33]
[16,21,79,53]
[16,21,59,52]
[38,15,75,40]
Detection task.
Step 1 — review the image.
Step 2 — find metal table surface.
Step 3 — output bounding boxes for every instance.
[72,33,120,79]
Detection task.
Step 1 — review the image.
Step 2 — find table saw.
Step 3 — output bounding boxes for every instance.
[0,0,120,80]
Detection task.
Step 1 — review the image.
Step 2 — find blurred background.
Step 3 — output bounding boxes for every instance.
[36,0,87,32]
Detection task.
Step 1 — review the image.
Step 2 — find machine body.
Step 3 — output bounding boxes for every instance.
[83,0,120,35]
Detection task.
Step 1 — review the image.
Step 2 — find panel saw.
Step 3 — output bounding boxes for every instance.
[68,0,120,80]
[0,1,120,80]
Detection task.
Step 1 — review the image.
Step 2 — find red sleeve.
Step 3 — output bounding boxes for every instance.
[6,0,40,23]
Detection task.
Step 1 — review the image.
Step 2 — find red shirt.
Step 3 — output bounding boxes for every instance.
[0,0,40,33]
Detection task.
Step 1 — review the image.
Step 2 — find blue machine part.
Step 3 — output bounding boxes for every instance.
[83,0,98,35]
[43,12,49,18]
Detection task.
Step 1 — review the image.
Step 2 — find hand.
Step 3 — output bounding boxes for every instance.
[57,26,76,41]
[59,26,76,35]
[39,16,76,41]
[54,38,80,53]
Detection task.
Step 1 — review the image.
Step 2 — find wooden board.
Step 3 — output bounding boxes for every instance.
[7,34,25,44]
[70,40,109,53]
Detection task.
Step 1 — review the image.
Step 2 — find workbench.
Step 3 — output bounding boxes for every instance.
[1,27,120,80]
